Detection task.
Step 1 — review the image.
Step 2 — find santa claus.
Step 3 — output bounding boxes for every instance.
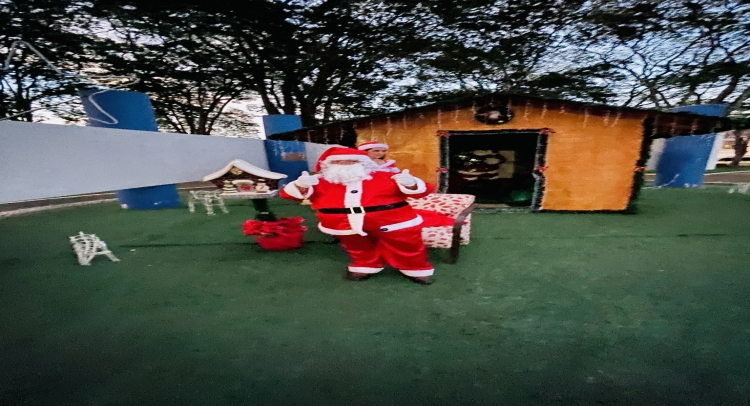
[280,147,436,284]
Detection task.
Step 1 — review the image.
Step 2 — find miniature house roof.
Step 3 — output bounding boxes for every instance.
[202,159,288,182]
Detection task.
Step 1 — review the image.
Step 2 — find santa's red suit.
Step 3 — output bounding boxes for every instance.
[280,148,435,278]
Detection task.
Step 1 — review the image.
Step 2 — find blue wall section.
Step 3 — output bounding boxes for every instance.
[81,89,159,131]
[262,115,303,137]
[655,134,716,187]
[264,140,309,187]
[80,89,180,209]
[654,104,729,188]
[668,104,729,117]
[262,115,306,186]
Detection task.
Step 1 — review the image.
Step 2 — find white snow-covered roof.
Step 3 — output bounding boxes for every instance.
[202,159,288,181]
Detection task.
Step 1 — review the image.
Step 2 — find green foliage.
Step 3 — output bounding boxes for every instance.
[2,0,749,129]
[0,0,97,121]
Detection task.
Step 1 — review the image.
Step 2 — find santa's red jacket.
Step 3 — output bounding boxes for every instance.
[280,172,434,236]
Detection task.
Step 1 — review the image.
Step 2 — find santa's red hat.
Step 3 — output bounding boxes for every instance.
[357,141,389,151]
[315,147,371,172]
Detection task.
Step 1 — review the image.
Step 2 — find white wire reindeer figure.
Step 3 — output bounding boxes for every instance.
[69,232,120,266]
[187,190,228,215]
[728,183,750,194]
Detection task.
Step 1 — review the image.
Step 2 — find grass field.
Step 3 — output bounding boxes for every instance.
[1,187,749,405]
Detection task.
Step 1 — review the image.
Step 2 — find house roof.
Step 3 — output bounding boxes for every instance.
[202,159,288,182]
[268,92,737,143]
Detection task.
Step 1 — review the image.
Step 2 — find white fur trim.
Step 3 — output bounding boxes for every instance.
[317,223,360,235]
[322,154,370,164]
[400,269,434,277]
[283,182,313,200]
[397,177,427,194]
[348,266,384,274]
[378,216,423,232]
[358,143,388,150]
[344,181,367,235]
[344,181,363,207]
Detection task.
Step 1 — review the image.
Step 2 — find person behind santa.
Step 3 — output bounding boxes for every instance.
[280,147,436,284]
[357,141,400,173]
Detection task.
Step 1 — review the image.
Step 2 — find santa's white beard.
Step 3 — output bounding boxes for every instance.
[322,163,373,184]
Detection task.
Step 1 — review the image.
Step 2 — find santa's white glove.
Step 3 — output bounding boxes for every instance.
[391,169,418,187]
[294,171,320,188]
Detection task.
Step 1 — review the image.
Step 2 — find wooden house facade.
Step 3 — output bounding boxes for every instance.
[269,94,730,211]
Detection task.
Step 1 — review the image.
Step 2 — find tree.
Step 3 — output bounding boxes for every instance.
[88,3,257,135]
[576,0,750,115]
[0,0,97,122]
[91,0,437,126]
[368,0,620,109]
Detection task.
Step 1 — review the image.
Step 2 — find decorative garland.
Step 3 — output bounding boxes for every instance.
[473,105,514,125]
[531,129,551,211]
[626,117,655,213]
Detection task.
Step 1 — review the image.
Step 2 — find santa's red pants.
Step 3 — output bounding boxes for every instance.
[336,226,434,277]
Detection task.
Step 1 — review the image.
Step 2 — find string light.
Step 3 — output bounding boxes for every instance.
[541,102,548,119]
[386,117,392,136]
[651,114,660,138]
[306,130,312,142]
[437,108,442,128]
[523,100,531,121]
[611,111,621,127]
[690,119,699,135]
[603,110,611,126]
[582,108,590,128]
[710,119,722,134]
[402,115,407,129]
[453,105,460,123]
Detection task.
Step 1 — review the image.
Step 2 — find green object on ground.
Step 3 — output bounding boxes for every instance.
[1,188,749,405]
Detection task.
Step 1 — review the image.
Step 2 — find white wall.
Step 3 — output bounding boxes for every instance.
[645,138,666,171]
[0,121,269,203]
[304,142,340,172]
[705,133,725,170]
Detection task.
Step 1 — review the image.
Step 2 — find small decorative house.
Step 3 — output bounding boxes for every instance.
[203,159,288,197]
[268,93,732,212]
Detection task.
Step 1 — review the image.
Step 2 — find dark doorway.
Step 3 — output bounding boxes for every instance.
[441,130,544,206]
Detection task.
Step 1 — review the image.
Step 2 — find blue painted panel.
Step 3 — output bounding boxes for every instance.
[264,140,309,187]
[263,115,303,137]
[653,104,730,188]
[655,134,715,187]
[668,104,729,117]
[115,185,181,210]
[80,89,159,131]
[80,89,179,209]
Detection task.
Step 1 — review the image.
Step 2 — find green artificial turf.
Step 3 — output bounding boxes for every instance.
[1,188,749,405]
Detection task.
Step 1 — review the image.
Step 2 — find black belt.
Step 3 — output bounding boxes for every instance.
[317,201,409,214]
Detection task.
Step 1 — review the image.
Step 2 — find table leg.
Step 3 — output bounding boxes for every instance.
[252,199,277,221]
